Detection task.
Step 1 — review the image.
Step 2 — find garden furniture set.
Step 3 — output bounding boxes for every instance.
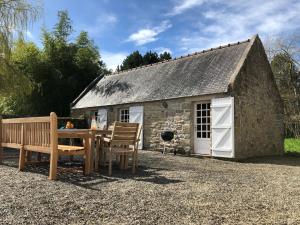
[0,112,142,180]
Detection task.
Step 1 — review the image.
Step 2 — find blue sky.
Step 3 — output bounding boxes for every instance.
[27,0,300,70]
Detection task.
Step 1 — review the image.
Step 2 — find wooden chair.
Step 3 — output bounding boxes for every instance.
[0,112,91,180]
[101,122,139,176]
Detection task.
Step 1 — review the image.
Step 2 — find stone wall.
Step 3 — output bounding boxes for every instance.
[231,36,284,158]
[143,99,192,154]
[71,94,224,155]
[71,98,193,154]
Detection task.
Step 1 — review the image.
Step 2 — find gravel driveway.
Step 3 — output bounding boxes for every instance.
[0,150,300,225]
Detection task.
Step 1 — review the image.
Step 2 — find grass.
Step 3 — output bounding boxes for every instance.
[285,138,300,154]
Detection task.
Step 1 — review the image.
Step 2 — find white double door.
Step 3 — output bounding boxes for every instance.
[193,97,235,158]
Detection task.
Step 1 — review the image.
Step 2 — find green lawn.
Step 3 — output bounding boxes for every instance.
[285,138,300,153]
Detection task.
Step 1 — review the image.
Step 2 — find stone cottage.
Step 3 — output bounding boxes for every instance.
[71,35,284,159]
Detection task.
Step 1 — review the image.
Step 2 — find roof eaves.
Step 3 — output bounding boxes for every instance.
[72,90,228,109]
[70,74,104,108]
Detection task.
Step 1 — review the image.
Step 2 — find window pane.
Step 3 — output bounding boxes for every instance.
[197,132,201,138]
[202,124,206,131]
[197,125,201,131]
[202,111,207,117]
[202,104,207,110]
[197,118,201,123]
[207,117,210,124]
[197,104,201,110]
[120,109,130,122]
[207,124,210,131]
[202,117,206,123]
[202,132,207,138]
[207,132,210,138]
[197,111,201,117]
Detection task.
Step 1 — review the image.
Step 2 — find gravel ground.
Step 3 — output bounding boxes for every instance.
[0,150,300,225]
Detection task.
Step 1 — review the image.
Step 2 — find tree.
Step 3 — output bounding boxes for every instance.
[0,0,41,94]
[118,50,172,71]
[120,51,143,71]
[1,10,109,116]
[8,39,52,115]
[40,11,109,116]
[142,51,159,65]
[53,10,72,42]
[271,52,300,137]
[271,53,299,96]
[74,31,108,96]
[159,51,172,61]
[266,34,300,137]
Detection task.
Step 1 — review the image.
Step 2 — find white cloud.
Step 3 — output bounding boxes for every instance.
[177,0,300,54]
[154,47,172,55]
[127,20,172,45]
[128,29,157,45]
[80,13,117,37]
[168,0,205,16]
[101,51,128,71]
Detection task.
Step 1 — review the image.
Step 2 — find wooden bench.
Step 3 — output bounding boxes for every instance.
[0,112,91,180]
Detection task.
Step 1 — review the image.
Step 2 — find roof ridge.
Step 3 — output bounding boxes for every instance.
[111,38,251,76]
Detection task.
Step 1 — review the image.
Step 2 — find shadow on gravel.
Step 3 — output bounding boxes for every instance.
[102,165,184,185]
[239,154,300,167]
[1,156,183,190]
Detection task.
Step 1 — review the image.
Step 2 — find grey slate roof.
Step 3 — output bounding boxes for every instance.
[72,39,251,109]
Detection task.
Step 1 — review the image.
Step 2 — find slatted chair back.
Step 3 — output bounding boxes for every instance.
[0,114,57,153]
[1,119,23,149]
[110,122,139,146]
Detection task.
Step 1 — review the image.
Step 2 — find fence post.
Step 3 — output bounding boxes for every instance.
[49,112,58,180]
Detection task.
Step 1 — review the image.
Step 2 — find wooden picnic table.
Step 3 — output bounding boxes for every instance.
[57,129,112,172]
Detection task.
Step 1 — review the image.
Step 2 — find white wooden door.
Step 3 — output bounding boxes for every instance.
[211,97,234,158]
[97,109,107,129]
[194,102,211,155]
[129,106,143,149]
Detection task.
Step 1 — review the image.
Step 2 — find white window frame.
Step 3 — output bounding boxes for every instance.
[196,102,211,139]
[119,108,129,123]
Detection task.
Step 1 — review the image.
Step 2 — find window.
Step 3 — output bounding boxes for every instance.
[92,111,99,123]
[119,109,129,122]
[93,111,98,118]
[196,103,211,139]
